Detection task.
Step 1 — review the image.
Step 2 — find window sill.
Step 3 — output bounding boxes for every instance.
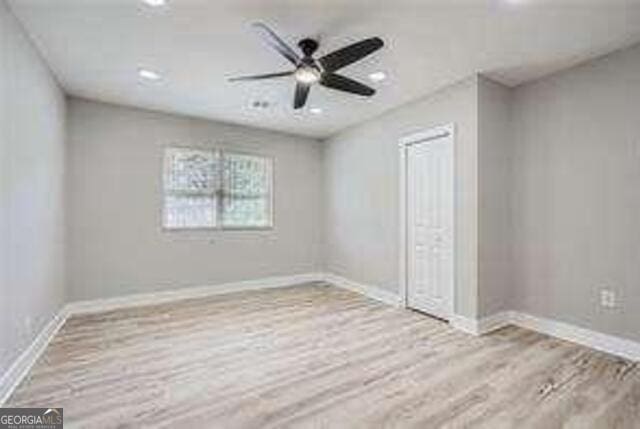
[161,226,275,233]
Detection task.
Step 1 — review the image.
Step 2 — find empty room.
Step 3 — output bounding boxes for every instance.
[2,0,640,427]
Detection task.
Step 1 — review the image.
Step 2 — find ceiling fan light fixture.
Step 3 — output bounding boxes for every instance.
[294,67,321,84]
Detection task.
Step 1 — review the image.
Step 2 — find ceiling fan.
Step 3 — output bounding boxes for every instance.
[229,23,384,109]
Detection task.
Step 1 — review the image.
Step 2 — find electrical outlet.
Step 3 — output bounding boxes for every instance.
[600,289,616,308]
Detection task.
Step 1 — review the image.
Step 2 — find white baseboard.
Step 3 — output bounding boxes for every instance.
[449,311,512,335]
[478,311,513,334]
[448,314,478,335]
[66,272,325,315]
[448,315,475,334]
[0,310,68,406]
[510,311,640,362]
[323,273,402,307]
[450,310,640,362]
[290,277,640,362]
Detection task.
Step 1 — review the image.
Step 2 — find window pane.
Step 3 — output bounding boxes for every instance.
[164,148,217,194]
[164,195,216,229]
[222,152,272,228]
[223,153,270,197]
[163,147,217,229]
[223,197,268,228]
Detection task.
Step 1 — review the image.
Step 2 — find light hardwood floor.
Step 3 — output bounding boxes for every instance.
[6,283,640,428]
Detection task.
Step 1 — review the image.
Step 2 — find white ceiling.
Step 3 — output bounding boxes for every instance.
[9,0,640,138]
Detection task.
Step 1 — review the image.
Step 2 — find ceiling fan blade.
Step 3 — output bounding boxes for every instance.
[318,37,383,72]
[320,73,375,96]
[294,83,310,109]
[228,71,294,82]
[252,22,301,66]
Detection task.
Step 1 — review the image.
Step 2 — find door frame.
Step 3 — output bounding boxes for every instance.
[398,123,455,315]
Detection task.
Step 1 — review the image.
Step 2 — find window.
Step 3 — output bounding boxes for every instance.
[163,147,273,230]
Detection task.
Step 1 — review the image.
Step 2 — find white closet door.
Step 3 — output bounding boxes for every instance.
[406,133,454,320]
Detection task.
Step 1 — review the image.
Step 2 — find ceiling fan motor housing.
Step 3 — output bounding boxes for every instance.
[298,38,319,58]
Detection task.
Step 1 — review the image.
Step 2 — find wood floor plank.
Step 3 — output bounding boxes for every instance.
[6,283,640,428]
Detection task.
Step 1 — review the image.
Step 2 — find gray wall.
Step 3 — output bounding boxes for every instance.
[477,77,513,317]
[323,76,515,321]
[66,98,324,301]
[324,77,480,318]
[512,44,640,342]
[0,0,66,375]
[325,42,640,345]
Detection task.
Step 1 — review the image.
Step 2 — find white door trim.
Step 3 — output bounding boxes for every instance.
[398,123,455,314]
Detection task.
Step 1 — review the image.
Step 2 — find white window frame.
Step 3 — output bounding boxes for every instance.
[162,146,274,231]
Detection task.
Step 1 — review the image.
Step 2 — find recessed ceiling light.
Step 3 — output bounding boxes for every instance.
[368,71,386,82]
[138,68,162,81]
[309,107,322,115]
[142,0,167,7]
